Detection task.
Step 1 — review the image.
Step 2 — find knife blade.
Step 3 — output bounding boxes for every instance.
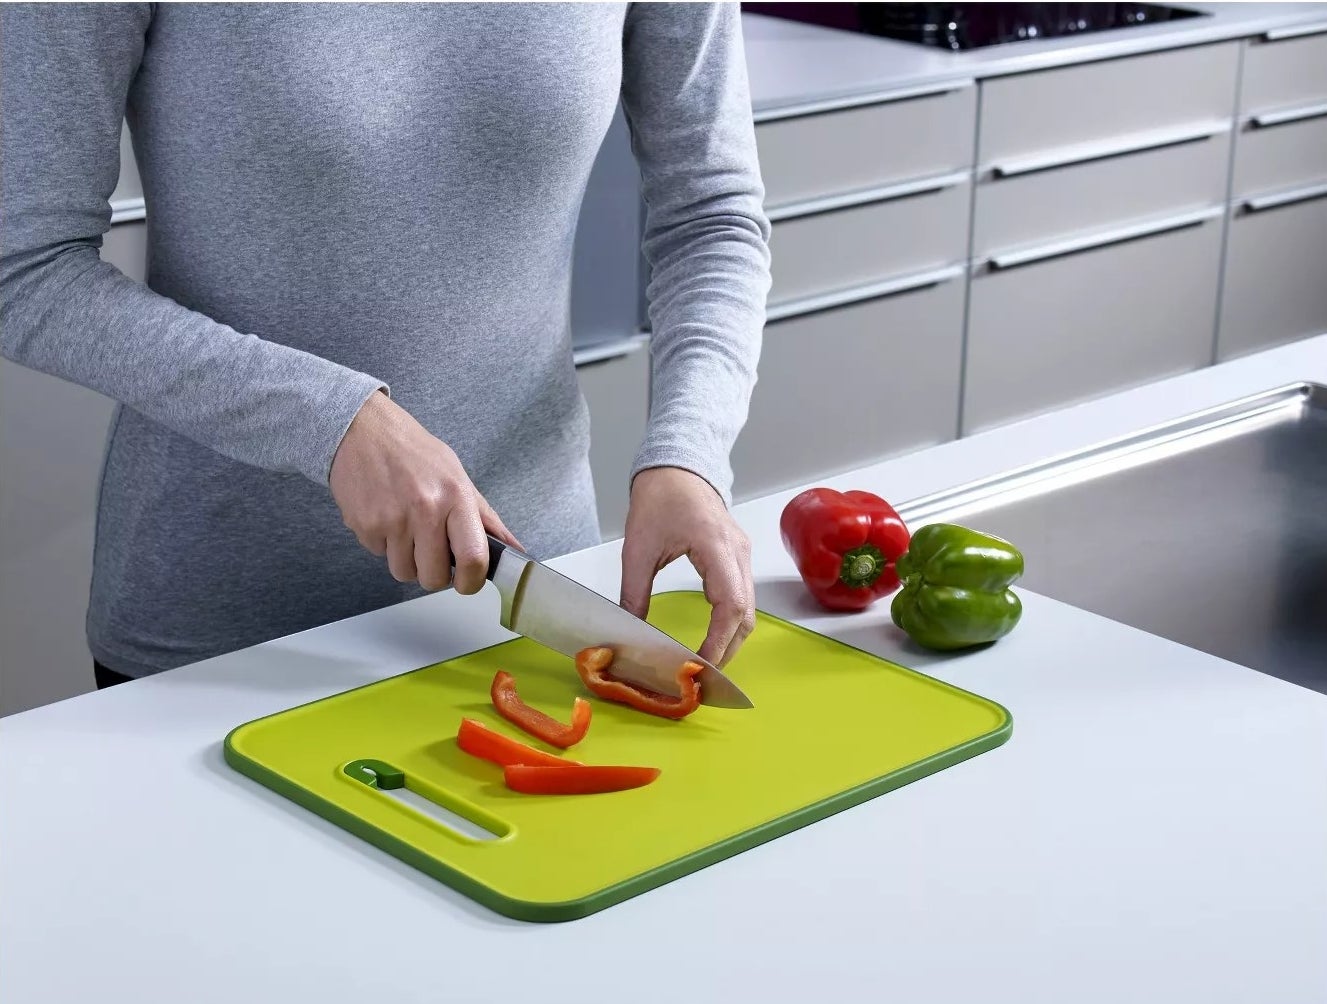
[471,535,753,709]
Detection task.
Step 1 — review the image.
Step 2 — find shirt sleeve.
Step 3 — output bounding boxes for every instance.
[618,1,772,507]
[0,4,388,486]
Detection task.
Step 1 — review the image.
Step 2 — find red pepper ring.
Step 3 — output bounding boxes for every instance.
[490,670,592,749]
[779,487,911,612]
[575,647,703,720]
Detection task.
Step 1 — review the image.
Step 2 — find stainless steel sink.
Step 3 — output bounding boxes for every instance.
[897,383,1327,695]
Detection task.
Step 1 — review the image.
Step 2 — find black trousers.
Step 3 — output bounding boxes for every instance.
[94,660,134,689]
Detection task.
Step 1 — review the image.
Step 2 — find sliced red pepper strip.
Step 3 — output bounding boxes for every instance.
[489,670,592,749]
[456,717,582,769]
[503,764,660,795]
[574,647,703,720]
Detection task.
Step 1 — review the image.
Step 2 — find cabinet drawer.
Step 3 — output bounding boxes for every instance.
[768,180,969,308]
[978,43,1239,167]
[1218,195,1327,361]
[973,130,1230,259]
[1233,114,1327,197]
[963,218,1223,434]
[577,343,648,540]
[731,273,964,502]
[756,84,976,210]
[1241,29,1327,115]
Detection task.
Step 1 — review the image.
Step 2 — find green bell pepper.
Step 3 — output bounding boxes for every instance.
[891,523,1025,651]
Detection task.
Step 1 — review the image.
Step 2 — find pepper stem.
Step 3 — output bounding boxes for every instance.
[839,544,886,589]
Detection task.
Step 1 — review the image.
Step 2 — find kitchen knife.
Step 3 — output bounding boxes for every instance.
[463,535,754,709]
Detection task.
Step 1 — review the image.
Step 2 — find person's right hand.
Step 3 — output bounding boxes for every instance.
[329,391,521,595]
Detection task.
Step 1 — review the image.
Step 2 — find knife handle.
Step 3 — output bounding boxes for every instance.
[447,534,510,582]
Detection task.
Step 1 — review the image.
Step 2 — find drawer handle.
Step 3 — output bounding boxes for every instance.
[572,334,648,368]
[987,207,1224,271]
[1262,22,1327,41]
[109,196,145,224]
[1243,181,1327,213]
[1250,101,1327,128]
[766,264,965,322]
[766,169,969,223]
[988,121,1230,179]
[754,78,975,124]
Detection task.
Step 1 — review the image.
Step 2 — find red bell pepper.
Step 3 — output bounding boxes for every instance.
[503,764,661,795]
[456,717,582,768]
[779,487,911,612]
[490,670,592,749]
[575,647,702,720]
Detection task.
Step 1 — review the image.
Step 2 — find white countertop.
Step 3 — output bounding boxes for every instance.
[4,335,1327,1004]
[744,3,1327,115]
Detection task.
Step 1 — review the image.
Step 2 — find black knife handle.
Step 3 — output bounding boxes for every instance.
[447,534,509,581]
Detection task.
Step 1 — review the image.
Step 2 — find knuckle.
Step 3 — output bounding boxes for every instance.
[718,594,745,616]
[406,484,444,518]
[456,543,487,572]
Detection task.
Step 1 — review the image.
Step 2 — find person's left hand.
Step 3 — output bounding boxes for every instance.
[619,466,756,668]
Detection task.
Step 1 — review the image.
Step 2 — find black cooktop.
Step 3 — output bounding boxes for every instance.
[742,3,1209,51]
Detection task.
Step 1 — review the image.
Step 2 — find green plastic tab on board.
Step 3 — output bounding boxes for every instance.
[344,759,405,790]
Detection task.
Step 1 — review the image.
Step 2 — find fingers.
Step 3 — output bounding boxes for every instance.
[447,496,489,595]
[694,530,756,667]
[619,531,660,620]
[385,529,418,584]
[413,513,452,594]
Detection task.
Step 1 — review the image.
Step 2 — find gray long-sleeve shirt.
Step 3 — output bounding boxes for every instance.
[0,3,770,677]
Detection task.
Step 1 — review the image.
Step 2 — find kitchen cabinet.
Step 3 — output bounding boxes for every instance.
[754,82,976,209]
[1217,193,1327,361]
[731,269,966,503]
[977,42,1241,164]
[738,80,977,498]
[962,216,1224,434]
[959,42,1240,430]
[0,222,142,715]
[575,342,649,541]
[1232,113,1327,195]
[767,177,969,310]
[972,130,1231,258]
[1219,24,1327,361]
[1239,26,1327,115]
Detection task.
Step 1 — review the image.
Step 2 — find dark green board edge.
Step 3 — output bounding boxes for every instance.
[223,590,1014,923]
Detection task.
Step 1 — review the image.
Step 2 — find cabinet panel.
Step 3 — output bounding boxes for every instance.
[979,43,1239,165]
[577,345,648,540]
[768,181,969,307]
[973,133,1230,258]
[111,121,142,206]
[731,276,965,503]
[963,219,1223,434]
[1217,196,1327,360]
[1241,31,1327,115]
[1232,115,1327,197]
[756,85,976,209]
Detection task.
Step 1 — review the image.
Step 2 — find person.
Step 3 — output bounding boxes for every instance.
[0,3,771,688]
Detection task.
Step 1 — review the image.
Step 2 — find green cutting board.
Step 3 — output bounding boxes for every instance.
[225,590,1011,922]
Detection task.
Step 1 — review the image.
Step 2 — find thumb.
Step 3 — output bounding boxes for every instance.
[619,533,659,620]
